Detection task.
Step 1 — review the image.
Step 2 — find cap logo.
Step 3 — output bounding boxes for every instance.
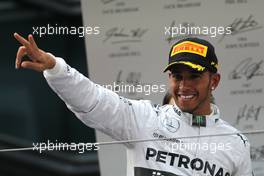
[170,41,208,57]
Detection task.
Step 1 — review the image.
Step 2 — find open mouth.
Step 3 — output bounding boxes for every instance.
[177,94,197,101]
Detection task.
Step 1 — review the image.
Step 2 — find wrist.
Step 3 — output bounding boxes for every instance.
[47,56,56,70]
[44,52,56,70]
[43,54,65,77]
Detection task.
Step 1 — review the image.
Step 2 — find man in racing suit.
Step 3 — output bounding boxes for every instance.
[14,33,253,176]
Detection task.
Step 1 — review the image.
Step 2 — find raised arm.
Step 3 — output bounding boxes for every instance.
[14,33,158,143]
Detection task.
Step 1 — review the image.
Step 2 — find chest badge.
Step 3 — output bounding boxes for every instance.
[162,115,180,133]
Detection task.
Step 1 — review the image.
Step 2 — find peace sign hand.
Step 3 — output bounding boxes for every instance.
[14,33,55,72]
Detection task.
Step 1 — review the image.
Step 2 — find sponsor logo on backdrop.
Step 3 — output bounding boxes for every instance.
[219,14,262,46]
[228,58,264,81]
[103,27,148,44]
[102,27,148,58]
[100,0,139,14]
[234,104,264,130]
[225,0,248,5]
[228,58,264,96]
[163,0,201,9]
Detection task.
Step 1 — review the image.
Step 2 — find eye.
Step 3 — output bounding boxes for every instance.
[171,73,182,80]
[190,74,201,80]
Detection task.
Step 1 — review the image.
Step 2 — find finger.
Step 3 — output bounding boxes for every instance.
[14,33,30,48]
[21,61,44,72]
[28,34,38,49]
[15,46,27,69]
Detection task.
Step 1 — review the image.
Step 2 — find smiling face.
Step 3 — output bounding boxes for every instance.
[168,65,220,115]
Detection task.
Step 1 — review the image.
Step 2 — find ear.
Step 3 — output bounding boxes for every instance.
[168,71,176,89]
[168,71,174,80]
[210,73,221,90]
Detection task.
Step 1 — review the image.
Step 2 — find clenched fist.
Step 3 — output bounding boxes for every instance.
[14,33,55,72]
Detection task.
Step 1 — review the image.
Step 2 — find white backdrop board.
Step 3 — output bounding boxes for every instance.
[81,0,264,175]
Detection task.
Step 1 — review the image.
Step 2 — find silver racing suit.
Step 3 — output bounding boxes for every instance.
[43,55,253,176]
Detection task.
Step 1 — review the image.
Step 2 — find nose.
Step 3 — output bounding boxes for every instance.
[178,77,192,89]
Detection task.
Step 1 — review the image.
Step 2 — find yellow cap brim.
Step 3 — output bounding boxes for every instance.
[163,61,206,72]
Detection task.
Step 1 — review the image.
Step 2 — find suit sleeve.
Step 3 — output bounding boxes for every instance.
[233,136,253,176]
[43,55,158,142]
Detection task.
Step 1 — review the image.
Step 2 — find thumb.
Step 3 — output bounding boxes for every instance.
[21,61,44,72]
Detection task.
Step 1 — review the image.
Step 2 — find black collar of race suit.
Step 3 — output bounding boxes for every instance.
[192,115,207,127]
[173,104,220,127]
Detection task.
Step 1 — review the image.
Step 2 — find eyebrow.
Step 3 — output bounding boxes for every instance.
[171,70,204,74]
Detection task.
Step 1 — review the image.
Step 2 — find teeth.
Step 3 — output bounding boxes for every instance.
[179,95,194,99]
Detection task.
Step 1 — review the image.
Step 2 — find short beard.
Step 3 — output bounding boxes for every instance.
[175,79,212,115]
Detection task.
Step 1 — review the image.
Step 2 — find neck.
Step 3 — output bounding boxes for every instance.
[192,102,212,116]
